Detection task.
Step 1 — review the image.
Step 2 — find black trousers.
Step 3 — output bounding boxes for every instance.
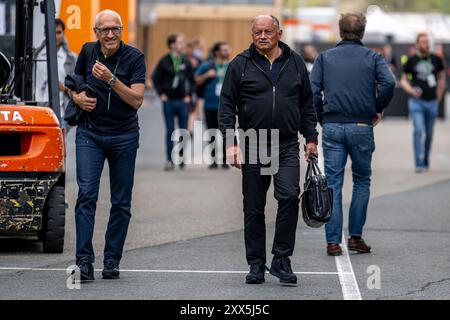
[242,142,300,265]
[205,108,226,164]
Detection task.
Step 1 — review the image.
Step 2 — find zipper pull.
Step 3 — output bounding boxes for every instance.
[107,91,111,111]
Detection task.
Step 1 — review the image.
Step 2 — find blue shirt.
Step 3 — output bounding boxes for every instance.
[195,60,228,110]
[75,41,146,135]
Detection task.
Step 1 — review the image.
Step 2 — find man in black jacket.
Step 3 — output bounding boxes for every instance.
[218,15,319,286]
[152,33,196,171]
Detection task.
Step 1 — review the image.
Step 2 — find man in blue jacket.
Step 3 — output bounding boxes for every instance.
[311,13,395,256]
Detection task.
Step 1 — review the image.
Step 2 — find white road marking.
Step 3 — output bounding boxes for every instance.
[334,232,363,300]
[0,267,348,275]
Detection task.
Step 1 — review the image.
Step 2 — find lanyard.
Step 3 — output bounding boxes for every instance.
[171,54,183,75]
[214,62,228,83]
[97,42,124,78]
[97,42,124,111]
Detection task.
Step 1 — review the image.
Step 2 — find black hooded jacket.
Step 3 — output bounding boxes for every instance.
[218,41,318,145]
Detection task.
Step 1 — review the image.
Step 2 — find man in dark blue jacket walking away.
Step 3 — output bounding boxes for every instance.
[311,13,395,256]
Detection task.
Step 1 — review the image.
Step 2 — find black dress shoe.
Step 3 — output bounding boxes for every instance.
[102,260,120,279]
[269,256,297,286]
[76,257,94,283]
[245,263,266,284]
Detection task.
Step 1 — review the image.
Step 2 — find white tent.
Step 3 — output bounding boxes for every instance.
[365,6,416,43]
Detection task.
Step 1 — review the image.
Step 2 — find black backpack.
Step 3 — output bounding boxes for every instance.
[301,155,333,228]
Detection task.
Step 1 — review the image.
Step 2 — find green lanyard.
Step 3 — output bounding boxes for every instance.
[97,42,124,78]
[171,54,183,75]
[214,62,228,84]
[97,42,124,110]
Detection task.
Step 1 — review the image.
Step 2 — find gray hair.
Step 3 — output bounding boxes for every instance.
[252,14,281,30]
[95,10,122,28]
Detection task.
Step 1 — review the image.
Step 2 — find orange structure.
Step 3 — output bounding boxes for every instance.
[58,0,138,54]
[0,106,65,173]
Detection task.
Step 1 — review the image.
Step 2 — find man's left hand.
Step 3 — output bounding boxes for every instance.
[372,113,383,127]
[92,60,113,82]
[305,142,319,161]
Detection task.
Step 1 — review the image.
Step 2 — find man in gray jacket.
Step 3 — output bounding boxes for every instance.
[311,13,395,256]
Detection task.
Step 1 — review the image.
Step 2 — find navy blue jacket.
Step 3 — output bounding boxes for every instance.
[310,40,395,124]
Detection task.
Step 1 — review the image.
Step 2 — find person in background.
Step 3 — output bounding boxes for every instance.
[382,43,398,74]
[311,12,395,257]
[186,40,204,135]
[152,33,196,171]
[303,45,319,74]
[400,33,446,173]
[195,41,232,169]
[35,18,77,134]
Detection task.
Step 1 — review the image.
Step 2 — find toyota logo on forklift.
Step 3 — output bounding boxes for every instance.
[0,111,24,122]
[0,0,66,253]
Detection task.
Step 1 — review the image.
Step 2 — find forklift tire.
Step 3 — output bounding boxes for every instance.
[41,186,66,253]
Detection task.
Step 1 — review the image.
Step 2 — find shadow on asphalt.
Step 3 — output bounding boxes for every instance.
[0,238,43,253]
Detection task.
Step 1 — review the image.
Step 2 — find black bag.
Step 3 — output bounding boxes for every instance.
[301,155,333,228]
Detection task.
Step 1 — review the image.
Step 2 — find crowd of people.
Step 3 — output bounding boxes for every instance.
[54,9,446,285]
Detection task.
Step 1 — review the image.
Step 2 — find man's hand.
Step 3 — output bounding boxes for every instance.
[59,82,67,93]
[411,87,422,98]
[92,60,113,82]
[183,96,191,104]
[160,94,168,102]
[305,142,319,161]
[206,69,216,79]
[372,113,383,127]
[226,145,243,170]
[73,91,97,112]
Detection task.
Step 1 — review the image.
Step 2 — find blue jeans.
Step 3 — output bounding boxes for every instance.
[408,98,438,168]
[163,100,189,162]
[75,127,139,264]
[322,123,375,244]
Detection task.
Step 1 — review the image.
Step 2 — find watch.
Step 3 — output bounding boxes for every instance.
[108,75,117,87]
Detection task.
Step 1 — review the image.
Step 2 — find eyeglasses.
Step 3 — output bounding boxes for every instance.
[252,29,277,37]
[95,26,123,36]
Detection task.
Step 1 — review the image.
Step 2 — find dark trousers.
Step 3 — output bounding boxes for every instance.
[163,100,189,162]
[75,127,139,264]
[204,108,226,165]
[242,143,300,265]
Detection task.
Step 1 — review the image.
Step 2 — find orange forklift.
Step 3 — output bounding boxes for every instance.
[0,0,66,253]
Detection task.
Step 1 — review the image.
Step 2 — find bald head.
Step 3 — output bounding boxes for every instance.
[251,14,283,56]
[252,15,280,31]
[94,10,123,57]
[95,10,122,28]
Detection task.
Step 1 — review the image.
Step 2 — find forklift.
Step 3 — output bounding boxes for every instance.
[0,0,66,253]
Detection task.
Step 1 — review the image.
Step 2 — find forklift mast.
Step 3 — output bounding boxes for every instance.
[14,0,61,123]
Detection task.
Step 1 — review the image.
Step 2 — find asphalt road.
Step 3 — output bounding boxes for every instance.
[1,95,450,300]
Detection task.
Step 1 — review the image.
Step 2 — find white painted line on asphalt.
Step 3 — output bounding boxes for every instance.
[0,267,348,275]
[334,232,362,300]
